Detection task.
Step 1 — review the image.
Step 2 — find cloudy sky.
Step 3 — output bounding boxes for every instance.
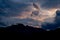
[0,0,60,30]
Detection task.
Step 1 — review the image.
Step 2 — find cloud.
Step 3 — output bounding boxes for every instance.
[0,0,60,30]
[0,0,32,17]
[10,0,40,3]
[40,0,60,9]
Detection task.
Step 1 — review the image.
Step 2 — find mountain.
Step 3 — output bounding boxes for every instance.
[0,23,60,32]
[0,24,46,32]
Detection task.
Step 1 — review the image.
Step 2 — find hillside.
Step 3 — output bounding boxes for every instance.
[0,24,46,32]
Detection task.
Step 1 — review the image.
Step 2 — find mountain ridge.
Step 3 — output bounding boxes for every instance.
[0,23,60,32]
[0,23,46,32]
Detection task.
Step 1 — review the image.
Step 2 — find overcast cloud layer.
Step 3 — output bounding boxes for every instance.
[0,0,60,30]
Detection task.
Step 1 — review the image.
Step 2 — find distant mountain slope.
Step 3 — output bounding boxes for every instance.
[0,24,46,32]
[0,23,60,32]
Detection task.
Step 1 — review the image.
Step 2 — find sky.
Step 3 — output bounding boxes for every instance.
[0,0,60,30]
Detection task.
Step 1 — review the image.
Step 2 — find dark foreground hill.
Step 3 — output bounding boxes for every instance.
[0,23,60,32]
[0,24,46,32]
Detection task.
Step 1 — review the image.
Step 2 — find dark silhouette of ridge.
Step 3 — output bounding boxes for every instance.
[0,23,60,32]
[0,23,46,32]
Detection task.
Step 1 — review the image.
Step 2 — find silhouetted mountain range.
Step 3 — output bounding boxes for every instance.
[0,24,46,32]
[0,23,60,32]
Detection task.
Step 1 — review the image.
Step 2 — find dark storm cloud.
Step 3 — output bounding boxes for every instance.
[0,0,32,17]
[41,0,60,9]
[0,0,60,30]
[0,22,6,26]
[10,0,40,3]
